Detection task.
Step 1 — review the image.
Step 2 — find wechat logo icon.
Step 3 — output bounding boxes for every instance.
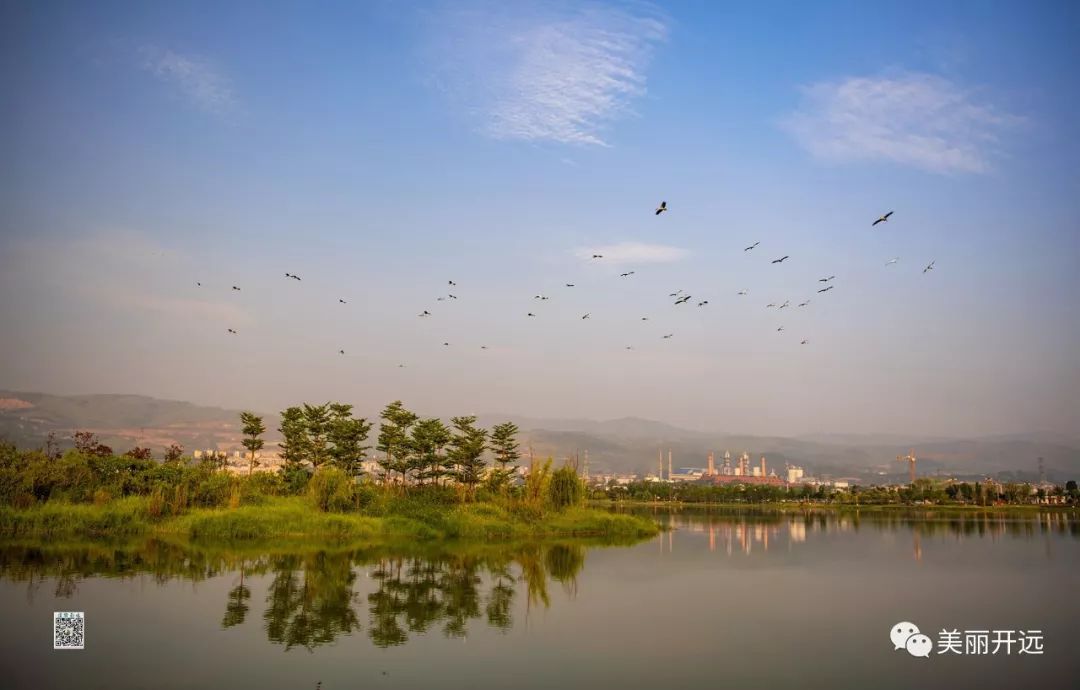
[891,621,931,658]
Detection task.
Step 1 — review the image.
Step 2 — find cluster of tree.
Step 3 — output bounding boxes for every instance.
[270,400,522,495]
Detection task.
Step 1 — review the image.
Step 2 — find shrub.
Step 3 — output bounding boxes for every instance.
[308,467,356,513]
[191,472,233,508]
[548,465,584,511]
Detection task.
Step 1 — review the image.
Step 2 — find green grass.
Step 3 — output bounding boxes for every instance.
[0,496,659,543]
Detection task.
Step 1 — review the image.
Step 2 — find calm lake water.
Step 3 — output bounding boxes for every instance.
[1,508,1078,690]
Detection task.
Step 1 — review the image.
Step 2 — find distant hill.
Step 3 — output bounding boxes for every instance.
[2,390,1078,481]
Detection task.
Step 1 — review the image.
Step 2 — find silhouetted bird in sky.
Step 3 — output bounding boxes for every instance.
[419,310,431,317]
[581,313,590,319]
[801,339,809,345]
[291,274,301,281]
[227,328,237,334]
[662,333,673,339]
[565,283,575,287]
[339,350,345,355]
[232,286,240,291]
[771,256,789,264]
[339,299,346,304]
[448,294,458,299]
[923,260,935,273]
[398,364,406,368]
[886,257,900,266]
[737,289,748,295]
[798,300,810,307]
[592,254,603,259]
[817,286,834,293]
[669,290,683,297]
[655,200,667,215]
[697,300,709,307]
[675,295,691,305]
[641,317,649,321]
[527,313,536,317]
[744,241,759,251]
[818,276,835,282]
[196,282,201,286]
[437,297,445,301]
[625,346,634,350]
[777,326,785,332]
[872,211,893,226]
[443,342,450,346]
[620,271,635,277]
[449,280,456,286]
[766,302,777,308]
[480,346,488,350]
[779,300,790,309]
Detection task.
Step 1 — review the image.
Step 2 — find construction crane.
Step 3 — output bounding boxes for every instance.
[896,450,917,484]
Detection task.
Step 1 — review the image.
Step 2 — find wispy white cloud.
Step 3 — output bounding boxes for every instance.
[780,72,1021,174]
[432,3,667,146]
[141,46,237,115]
[575,241,687,264]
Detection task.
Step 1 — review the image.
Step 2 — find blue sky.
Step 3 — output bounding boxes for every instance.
[1,1,1077,436]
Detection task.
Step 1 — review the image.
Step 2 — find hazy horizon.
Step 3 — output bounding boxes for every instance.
[2,2,1078,439]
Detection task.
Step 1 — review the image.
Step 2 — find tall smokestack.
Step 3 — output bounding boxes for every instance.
[668,449,673,481]
[658,448,663,480]
[761,456,766,478]
[708,451,715,476]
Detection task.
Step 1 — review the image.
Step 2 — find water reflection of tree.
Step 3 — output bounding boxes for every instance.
[263,552,361,652]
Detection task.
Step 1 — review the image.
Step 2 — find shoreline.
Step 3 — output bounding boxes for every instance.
[597,500,1077,513]
[0,496,660,542]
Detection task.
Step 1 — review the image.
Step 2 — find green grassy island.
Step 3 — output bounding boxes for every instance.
[0,401,659,544]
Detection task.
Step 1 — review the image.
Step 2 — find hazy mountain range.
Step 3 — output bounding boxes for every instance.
[2,390,1078,482]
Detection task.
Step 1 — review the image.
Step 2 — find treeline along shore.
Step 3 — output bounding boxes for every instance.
[0,401,658,542]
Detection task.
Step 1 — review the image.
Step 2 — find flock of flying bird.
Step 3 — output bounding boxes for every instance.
[206,203,934,364]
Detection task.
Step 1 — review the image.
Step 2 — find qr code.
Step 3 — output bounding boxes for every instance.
[54,611,85,649]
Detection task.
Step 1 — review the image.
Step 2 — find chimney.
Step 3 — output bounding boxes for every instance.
[761,456,766,479]
[668,449,673,481]
[707,451,715,476]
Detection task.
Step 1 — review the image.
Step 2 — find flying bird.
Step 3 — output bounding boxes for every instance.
[527,313,536,317]
[592,254,603,259]
[581,313,590,320]
[448,294,458,299]
[872,211,894,227]
[737,289,748,296]
[443,342,450,346]
[437,297,445,301]
[449,280,456,286]
[641,317,649,321]
[885,257,900,267]
[923,260,935,273]
[771,256,790,264]
[655,201,667,215]
[398,364,406,368]
[662,333,674,339]
[619,271,635,277]
[779,300,790,309]
[669,290,684,297]
[675,295,692,305]
[565,283,575,287]
[817,286,834,293]
[818,276,835,282]
[744,242,760,251]
[227,328,237,334]
[697,300,709,307]
[766,302,777,308]
[798,300,810,307]
[419,310,431,317]
[339,299,347,304]
[196,282,201,286]
[480,346,488,350]
[339,350,345,355]
[232,286,240,291]
[777,326,785,332]
[625,346,634,351]
[800,340,809,345]
[290,274,301,281]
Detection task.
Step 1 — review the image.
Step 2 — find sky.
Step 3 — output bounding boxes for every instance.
[1,0,1078,437]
